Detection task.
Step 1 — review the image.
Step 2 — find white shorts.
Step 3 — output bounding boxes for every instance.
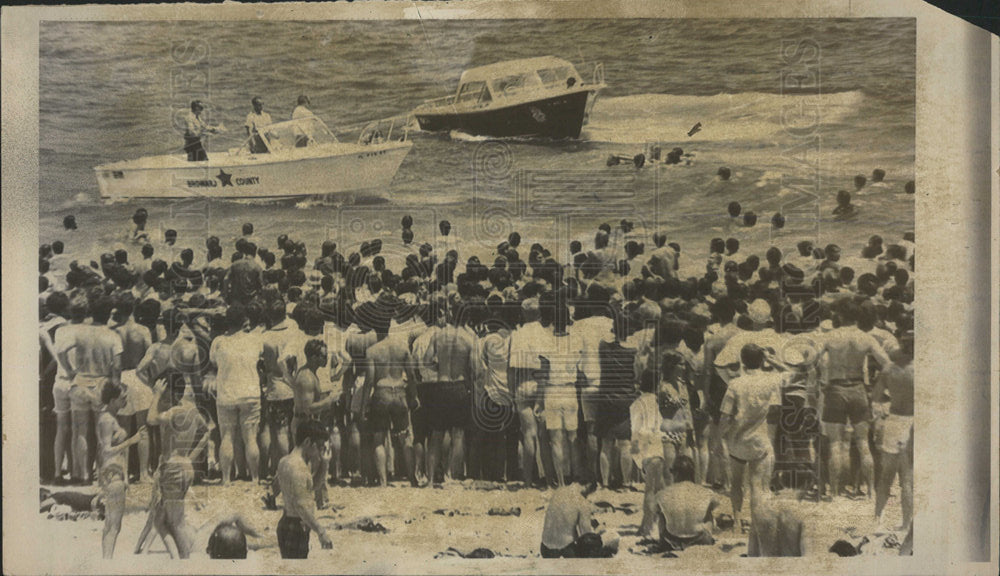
[53,377,72,414]
[880,414,913,455]
[119,370,153,416]
[543,385,578,432]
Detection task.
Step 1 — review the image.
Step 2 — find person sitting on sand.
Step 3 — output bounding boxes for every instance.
[832,190,857,220]
[747,495,807,556]
[540,483,619,558]
[648,455,722,551]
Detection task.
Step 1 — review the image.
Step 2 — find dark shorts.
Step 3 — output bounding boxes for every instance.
[265,398,295,429]
[277,514,310,559]
[540,533,612,558]
[707,372,728,423]
[318,395,346,431]
[595,403,632,440]
[661,526,715,551]
[417,381,470,431]
[822,381,870,425]
[369,386,410,433]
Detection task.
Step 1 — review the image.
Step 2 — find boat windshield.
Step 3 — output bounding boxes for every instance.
[536,65,579,88]
[456,81,491,106]
[239,116,338,154]
[490,72,543,98]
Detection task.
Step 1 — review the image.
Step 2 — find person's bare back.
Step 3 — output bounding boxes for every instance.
[428,325,474,382]
[368,337,410,385]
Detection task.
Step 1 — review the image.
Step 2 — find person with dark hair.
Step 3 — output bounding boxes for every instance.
[259,300,303,480]
[96,381,145,558]
[833,190,857,220]
[206,514,261,559]
[541,483,619,558]
[112,297,153,483]
[184,100,221,161]
[273,419,333,558]
[60,295,123,484]
[362,311,417,487]
[41,291,74,483]
[872,333,913,531]
[208,304,261,484]
[812,300,891,500]
[648,455,722,551]
[244,96,273,154]
[719,344,784,532]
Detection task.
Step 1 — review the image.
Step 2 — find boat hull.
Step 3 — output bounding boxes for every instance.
[415,90,593,139]
[94,141,412,201]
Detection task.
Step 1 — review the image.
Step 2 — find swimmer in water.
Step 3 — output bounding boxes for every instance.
[832,190,857,221]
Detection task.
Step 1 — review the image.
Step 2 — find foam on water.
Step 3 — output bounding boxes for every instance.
[584,91,866,145]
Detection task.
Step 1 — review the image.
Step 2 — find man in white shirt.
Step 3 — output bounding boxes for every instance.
[184,100,220,161]
[291,95,314,147]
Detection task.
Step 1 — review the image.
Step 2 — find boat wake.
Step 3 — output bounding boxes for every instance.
[583,90,865,144]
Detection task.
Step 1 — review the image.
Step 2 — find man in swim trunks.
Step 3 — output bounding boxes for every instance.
[814,299,891,499]
[273,419,333,558]
[363,316,417,486]
[422,303,479,484]
[259,300,302,479]
[96,381,145,558]
[872,331,913,531]
[61,295,123,484]
[540,483,619,558]
[112,297,153,482]
[650,456,722,551]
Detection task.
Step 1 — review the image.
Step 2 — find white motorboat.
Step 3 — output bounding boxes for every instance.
[94,116,412,201]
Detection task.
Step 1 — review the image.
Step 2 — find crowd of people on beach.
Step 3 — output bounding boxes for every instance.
[37,202,915,559]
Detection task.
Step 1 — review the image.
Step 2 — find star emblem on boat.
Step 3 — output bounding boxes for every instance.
[216,169,233,186]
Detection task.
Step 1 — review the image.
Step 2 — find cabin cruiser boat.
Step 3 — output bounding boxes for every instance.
[94,115,412,201]
[412,56,604,139]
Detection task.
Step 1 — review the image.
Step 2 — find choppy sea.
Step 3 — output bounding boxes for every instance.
[39,19,914,264]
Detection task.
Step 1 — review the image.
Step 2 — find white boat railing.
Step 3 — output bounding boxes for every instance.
[358,114,412,146]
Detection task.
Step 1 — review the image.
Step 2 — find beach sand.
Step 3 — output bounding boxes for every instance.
[39,476,906,569]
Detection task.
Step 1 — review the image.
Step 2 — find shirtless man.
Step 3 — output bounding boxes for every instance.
[814,300,891,499]
[291,338,340,506]
[259,301,302,478]
[96,382,145,558]
[540,483,618,558]
[747,495,807,557]
[273,419,333,558]
[363,318,417,486]
[113,298,153,482]
[423,304,479,484]
[61,295,123,484]
[872,332,913,530]
[650,456,722,551]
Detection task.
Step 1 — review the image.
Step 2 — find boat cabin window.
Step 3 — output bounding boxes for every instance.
[456,81,491,106]
[491,73,543,97]
[537,66,578,88]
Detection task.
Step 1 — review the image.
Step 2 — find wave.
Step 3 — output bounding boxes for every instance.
[583,90,866,145]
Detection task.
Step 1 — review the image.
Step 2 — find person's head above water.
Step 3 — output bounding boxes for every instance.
[727,201,741,218]
[853,174,866,190]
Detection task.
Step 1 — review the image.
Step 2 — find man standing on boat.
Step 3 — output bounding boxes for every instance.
[291,95,314,148]
[184,100,221,162]
[245,96,273,154]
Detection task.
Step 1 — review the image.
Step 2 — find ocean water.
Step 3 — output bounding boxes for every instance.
[38,19,914,264]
